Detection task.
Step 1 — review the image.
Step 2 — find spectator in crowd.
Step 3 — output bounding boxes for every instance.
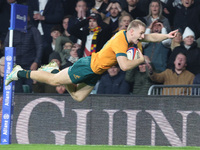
[67,0,89,44]
[62,43,80,68]
[143,20,171,73]
[104,1,122,35]
[56,85,67,94]
[33,52,62,93]
[41,25,62,65]
[28,0,64,46]
[50,25,62,51]
[70,13,111,58]
[118,13,133,31]
[125,55,153,95]
[143,0,171,33]
[58,41,74,66]
[147,52,195,95]
[170,29,182,51]
[122,0,148,19]
[97,64,130,94]
[55,15,77,54]
[61,15,72,40]
[90,0,108,20]
[167,27,200,75]
[172,0,200,39]
[4,21,43,93]
[160,0,178,27]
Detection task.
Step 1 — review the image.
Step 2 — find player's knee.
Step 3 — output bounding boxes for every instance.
[72,95,85,102]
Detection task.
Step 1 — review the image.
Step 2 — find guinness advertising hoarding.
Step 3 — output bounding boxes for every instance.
[8,94,200,146]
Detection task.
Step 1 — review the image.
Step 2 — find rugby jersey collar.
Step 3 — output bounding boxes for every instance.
[123,31,130,47]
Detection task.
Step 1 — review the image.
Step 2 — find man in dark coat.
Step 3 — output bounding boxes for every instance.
[167,27,200,75]
[27,0,64,45]
[172,0,200,39]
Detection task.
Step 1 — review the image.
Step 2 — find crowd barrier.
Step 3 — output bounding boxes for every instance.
[148,84,200,96]
[2,93,200,146]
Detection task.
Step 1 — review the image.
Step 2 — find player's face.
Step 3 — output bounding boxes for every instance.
[89,19,98,29]
[150,2,160,16]
[131,25,145,44]
[174,54,187,71]
[181,0,194,8]
[183,36,194,46]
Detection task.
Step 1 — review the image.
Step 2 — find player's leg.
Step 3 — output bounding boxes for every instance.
[29,67,73,86]
[53,68,94,101]
[5,65,93,101]
[65,83,94,102]
[26,66,94,101]
[5,62,73,86]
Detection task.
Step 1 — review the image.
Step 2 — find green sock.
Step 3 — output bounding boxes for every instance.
[17,70,31,79]
[51,69,59,74]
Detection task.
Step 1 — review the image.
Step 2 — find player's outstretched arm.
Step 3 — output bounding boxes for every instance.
[143,29,178,42]
[117,49,144,71]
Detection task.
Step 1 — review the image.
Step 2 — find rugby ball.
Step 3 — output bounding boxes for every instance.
[126,47,139,60]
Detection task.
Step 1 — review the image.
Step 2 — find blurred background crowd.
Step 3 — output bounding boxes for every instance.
[0,0,200,95]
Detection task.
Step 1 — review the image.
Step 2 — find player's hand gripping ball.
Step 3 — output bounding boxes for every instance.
[126,47,139,60]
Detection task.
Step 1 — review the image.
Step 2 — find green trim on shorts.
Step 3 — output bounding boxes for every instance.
[68,56,101,86]
[116,53,127,57]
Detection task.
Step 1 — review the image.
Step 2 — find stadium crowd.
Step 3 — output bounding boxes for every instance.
[0,0,200,95]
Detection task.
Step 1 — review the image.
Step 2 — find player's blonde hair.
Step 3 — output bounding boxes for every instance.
[127,19,146,31]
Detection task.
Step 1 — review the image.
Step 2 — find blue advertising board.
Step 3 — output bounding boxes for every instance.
[10,3,28,32]
[1,47,16,144]
[1,3,28,144]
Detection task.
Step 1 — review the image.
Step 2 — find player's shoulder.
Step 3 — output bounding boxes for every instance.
[111,30,126,42]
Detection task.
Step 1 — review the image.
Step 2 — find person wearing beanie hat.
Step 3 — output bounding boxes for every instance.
[168,26,200,75]
[41,25,62,65]
[182,27,195,40]
[49,52,62,64]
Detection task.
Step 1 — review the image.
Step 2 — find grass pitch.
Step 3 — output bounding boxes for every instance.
[0,145,200,150]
